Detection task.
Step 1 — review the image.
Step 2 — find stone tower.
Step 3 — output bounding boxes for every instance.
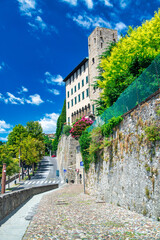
[88,27,117,114]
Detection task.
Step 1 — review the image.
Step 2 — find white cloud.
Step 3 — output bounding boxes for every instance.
[68,14,111,29]
[61,0,94,8]
[7,92,25,105]
[48,89,60,95]
[45,72,64,86]
[28,22,38,30]
[120,0,130,8]
[103,0,113,7]
[61,0,77,6]
[84,0,94,9]
[0,137,8,142]
[17,0,36,16]
[39,112,59,133]
[17,0,57,34]
[0,120,12,133]
[0,91,44,105]
[18,86,28,94]
[115,22,127,31]
[26,94,44,105]
[47,99,54,103]
[35,16,47,31]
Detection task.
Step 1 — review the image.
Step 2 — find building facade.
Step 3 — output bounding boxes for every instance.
[64,27,117,125]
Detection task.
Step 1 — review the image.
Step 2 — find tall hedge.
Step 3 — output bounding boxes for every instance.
[97,10,160,108]
[52,100,66,152]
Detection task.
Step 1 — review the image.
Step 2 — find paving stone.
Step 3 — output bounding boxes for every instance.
[23,184,160,240]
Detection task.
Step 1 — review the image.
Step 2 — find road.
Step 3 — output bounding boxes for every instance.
[16,156,62,190]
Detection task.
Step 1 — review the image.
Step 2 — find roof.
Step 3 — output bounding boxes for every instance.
[63,57,88,82]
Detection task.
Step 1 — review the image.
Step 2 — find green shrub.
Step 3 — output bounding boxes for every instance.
[101,116,123,137]
[144,124,160,142]
[79,130,91,172]
[62,125,72,136]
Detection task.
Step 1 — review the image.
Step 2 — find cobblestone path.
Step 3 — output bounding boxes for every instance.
[23,184,160,240]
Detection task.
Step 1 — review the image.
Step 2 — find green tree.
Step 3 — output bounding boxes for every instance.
[0,144,19,179]
[97,10,160,108]
[20,135,44,178]
[7,124,28,158]
[44,135,52,155]
[26,121,44,141]
[52,100,66,152]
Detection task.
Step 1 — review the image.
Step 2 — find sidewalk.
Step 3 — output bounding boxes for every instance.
[23,184,160,240]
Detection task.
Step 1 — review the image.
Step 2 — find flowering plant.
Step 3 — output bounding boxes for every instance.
[70,116,93,140]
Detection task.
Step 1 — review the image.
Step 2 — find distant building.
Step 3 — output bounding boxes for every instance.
[64,27,117,125]
[45,133,55,140]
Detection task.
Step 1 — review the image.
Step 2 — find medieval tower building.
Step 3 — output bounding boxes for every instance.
[64,27,118,125]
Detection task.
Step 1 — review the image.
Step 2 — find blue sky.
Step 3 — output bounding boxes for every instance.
[0,0,159,141]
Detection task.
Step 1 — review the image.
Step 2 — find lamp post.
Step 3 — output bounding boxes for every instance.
[19,148,21,181]
[1,163,6,194]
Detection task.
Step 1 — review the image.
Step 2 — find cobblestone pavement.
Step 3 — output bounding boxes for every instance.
[23,184,160,240]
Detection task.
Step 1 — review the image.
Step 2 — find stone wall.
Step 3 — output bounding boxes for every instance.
[57,135,84,184]
[57,135,79,183]
[86,92,160,219]
[0,184,58,221]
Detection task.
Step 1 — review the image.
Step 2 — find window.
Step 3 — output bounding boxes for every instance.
[100,37,103,42]
[67,91,69,98]
[68,117,70,124]
[75,97,77,105]
[82,91,85,100]
[92,58,95,64]
[78,82,80,90]
[86,76,88,84]
[101,42,103,48]
[82,79,84,87]
[94,38,96,43]
[86,88,89,97]
[74,85,76,93]
[78,94,81,102]
[71,88,73,95]
[71,99,73,107]
[68,102,70,109]
[100,30,102,35]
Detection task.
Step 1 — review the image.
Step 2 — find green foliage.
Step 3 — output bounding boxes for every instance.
[26,121,44,141]
[62,125,72,136]
[144,124,160,142]
[44,135,52,155]
[0,141,4,146]
[79,116,123,171]
[79,130,91,172]
[157,109,160,116]
[5,121,45,175]
[7,124,28,157]
[20,135,45,167]
[101,116,123,137]
[97,10,160,108]
[89,127,103,163]
[0,144,19,178]
[52,100,66,152]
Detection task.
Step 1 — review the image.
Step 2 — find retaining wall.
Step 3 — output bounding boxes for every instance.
[0,184,58,221]
[86,92,160,220]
